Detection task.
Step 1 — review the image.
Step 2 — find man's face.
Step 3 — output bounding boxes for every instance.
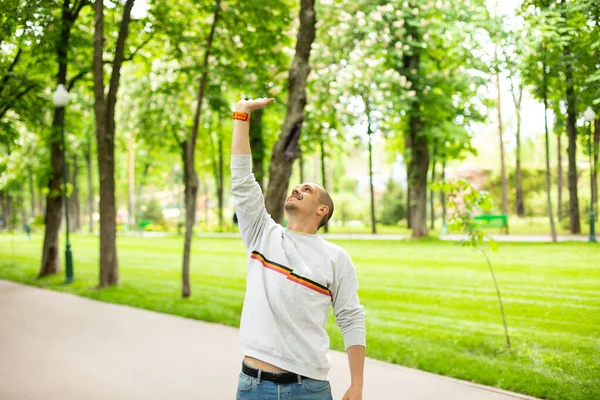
[284,183,323,216]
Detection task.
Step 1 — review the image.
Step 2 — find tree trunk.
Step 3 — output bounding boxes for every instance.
[128,132,135,229]
[181,142,198,298]
[211,125,224,229]
[542,56,557,242]
[367,126,376,235]
[94,0,136,287]
[406,181,412,229]
[85,130,94,234]
[408,114,429,238]
[39,108,64,277]
[430,144,436,231]
[298,148,305,183]
[496,71,508,215]
[319,136,329,232]
[39,0,80,278]
[265,0,316,223]
[593,118,599,220]
[564,44,580,233]
[557,127,563,222]
[68,155,81,232]
[511,82,524,217]
[181,0,221,298]
[440,158,447,228]
[4,194,15,231]
[28,167,35,218]
[249,108,265,191]
[402,33,428,238]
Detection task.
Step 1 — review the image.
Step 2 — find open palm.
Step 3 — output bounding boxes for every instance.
[236,97,275,113]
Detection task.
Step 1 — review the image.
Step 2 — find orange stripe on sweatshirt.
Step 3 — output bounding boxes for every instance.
[250,251,331,298]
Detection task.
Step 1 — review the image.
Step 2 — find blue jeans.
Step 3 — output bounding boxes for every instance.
[236,370,333,400]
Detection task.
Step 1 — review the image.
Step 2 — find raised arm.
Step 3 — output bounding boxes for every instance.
[232,98,275,155]
[230,98,276,250]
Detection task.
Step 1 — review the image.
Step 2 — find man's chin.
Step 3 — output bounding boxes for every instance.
[284,202,297,213]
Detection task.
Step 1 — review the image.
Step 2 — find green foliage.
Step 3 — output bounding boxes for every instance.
[379,178,406,225]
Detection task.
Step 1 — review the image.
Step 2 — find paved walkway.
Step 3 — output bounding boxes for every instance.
[0,280,540,400]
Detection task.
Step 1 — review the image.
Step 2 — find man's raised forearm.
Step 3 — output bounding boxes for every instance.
[231,98,275,156]
[232,104,252,156]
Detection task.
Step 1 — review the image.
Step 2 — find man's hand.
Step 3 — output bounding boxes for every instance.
[342,384,362,400]
[236,97,275,113]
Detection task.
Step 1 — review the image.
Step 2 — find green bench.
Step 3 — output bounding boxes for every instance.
[474,214,509,234]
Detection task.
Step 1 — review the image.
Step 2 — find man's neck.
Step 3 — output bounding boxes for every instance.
[285,219,318,234]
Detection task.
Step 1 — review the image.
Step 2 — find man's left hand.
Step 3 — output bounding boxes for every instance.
[342,385,362,400]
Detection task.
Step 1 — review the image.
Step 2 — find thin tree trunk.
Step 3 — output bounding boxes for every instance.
[68,155,81,232]
[511,80,524,217]
[365,103,377,234]
[404,122,412,230]
[564,44,580,233]
[406,185,412,229]
[28,167,35,218]
[440,158,447,228]
[85,130,94,234]
[298,147,305,183]
[210,122,224,229]
[265,0,316,223]
[128,132,135,229]
[249,108,265,191]
[593,118,599,220]
[542,55,557,242]
[319,135,329,232]
[557,128,563,222]
[430,142,437,230]
[181,0,221,298]
[94,0,136,287]
[496,70,508,215]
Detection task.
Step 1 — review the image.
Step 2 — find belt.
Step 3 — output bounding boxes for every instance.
[242,362,306,384]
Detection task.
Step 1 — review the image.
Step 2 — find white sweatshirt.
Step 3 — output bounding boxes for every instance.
[231,155,366,381]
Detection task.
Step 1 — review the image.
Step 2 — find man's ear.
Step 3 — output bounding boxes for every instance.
[318,204,329,217]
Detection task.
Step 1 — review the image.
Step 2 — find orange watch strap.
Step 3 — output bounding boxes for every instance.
[232,111,250,122]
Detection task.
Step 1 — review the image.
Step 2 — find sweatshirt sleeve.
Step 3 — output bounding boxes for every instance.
[331,251,366,350]
[230,155,275,250]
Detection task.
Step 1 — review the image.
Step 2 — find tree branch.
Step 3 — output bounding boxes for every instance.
[72,0,90,21]
[124,31,155,61]
[67,69,90,90]
[0,48,23,97]
[104,31,155,64]
[0,85,35,120]
[106,0,135,114]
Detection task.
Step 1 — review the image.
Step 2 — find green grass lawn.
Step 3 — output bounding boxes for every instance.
[1,233,598,400]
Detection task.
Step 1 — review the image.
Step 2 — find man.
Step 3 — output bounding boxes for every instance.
[231,97,366,400]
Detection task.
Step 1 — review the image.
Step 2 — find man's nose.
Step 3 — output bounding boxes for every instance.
[292,187,300,196]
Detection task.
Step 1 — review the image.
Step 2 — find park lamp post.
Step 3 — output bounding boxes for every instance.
[584,106,597,243]
[52,84,75,282]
